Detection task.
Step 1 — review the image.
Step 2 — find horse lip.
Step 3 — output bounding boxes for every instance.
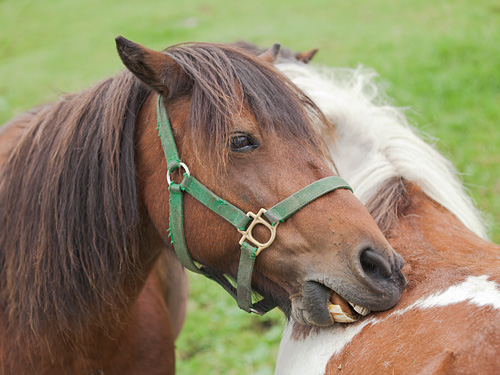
[291,280,334,326]
[362,271,407,311]
[292,280,369,327]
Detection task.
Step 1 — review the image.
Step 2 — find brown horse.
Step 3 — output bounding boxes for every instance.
[0,39,405,374]
[275,61,500,374]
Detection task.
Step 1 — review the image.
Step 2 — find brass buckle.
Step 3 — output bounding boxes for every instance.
[238,208,279,256]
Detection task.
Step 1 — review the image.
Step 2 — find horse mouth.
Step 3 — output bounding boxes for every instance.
[328,290,370,323]
[292,280,374,326]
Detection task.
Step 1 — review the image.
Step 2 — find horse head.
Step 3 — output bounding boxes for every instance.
[116,37,406,327]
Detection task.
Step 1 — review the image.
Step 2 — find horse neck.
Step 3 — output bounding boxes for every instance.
[388,184,500,294]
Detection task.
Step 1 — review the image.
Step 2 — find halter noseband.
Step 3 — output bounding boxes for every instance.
[157,96,353,314]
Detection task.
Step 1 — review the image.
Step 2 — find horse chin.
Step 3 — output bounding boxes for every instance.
[290,281,334,327]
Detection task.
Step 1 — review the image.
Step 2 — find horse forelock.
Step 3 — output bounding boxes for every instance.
[163,43,331,168]
[0,70,150,358]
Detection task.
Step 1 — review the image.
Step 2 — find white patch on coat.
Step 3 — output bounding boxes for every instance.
[395,275,500,314]
[275,318,376,375]
[275,276,500,375]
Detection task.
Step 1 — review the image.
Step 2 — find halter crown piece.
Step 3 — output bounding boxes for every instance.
[157,96,353,314]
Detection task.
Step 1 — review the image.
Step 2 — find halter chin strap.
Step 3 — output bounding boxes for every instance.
[157,96,353,314]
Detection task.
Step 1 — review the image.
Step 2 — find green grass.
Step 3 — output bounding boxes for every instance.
[1,0,499,373]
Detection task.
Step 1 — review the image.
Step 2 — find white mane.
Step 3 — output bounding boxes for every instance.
[278,63,488,239]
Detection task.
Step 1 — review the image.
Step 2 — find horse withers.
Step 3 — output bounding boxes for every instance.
[0,39,405,374]
[275,58,500,375]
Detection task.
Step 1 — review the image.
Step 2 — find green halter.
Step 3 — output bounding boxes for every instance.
[157,96,353,314]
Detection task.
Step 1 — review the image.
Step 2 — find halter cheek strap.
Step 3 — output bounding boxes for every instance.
[157,96,353,314]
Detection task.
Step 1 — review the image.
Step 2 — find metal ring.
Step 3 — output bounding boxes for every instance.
[167,162,190,185]
[249,308,265,315]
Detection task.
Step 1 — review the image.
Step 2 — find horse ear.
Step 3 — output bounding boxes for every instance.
[258,43,281,65]
[295,49,319,64]
[115,36,183,95]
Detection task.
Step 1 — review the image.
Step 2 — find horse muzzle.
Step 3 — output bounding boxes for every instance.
[290,244,407,327]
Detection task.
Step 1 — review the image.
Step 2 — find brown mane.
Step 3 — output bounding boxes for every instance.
[0,71,150,356]
[365,177,412,235]
[0,43,330,359]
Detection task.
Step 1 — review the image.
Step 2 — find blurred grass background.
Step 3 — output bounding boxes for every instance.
[1,0,499,373]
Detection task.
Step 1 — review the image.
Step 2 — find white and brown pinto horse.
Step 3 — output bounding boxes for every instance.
[275,63,500,374]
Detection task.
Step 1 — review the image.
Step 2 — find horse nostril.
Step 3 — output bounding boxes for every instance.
[360,248,393,279]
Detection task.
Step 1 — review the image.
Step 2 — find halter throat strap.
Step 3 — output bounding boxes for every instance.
[157,96,353,314]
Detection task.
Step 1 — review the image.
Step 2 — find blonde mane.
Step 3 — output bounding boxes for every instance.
[278,63,488,239]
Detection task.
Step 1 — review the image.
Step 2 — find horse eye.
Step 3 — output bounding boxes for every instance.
[230,132,259,153]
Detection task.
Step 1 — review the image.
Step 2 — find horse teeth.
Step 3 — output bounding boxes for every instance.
[353,305,370,316]
[328,303,344,315]
[333,314,358,323]
[328,303,358,323]
[347,301,370,316]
